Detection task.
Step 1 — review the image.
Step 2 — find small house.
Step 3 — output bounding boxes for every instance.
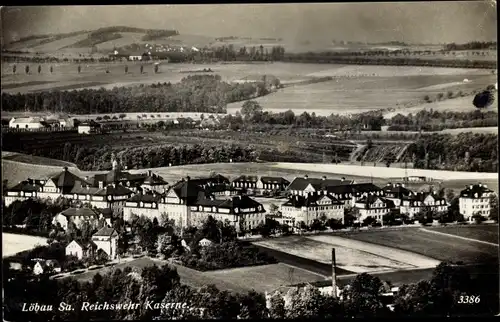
[92,227,119,260]
[33,259,61,275]
[198,238,213,247]
[66,240,98,260]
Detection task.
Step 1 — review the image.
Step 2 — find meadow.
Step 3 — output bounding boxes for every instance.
[70,257,325,294]
[2,233,48,258]
[342,227,498,264]
[428,224,499,244]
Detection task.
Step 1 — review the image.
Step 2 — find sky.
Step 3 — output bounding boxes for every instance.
[1,3,497,45]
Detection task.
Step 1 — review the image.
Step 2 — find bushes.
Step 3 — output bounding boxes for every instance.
[180,241,277,271]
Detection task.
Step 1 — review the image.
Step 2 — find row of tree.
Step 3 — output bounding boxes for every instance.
[443,41,497,51]
[1,75,273,114]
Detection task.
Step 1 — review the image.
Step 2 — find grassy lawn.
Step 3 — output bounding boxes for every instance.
[428,224,498,244]
[343,228,498,264]
[2,233,48,258]
[67,257,324,294]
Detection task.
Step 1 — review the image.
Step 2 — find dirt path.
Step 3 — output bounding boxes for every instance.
[419,228,499,247]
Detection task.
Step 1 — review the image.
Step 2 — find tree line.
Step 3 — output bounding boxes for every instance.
[443,41,497,51]
[407,132,498,172]
[1,75,273,114]
[53,142,257,171]
[387,109,498,131]
[3,258,497,320]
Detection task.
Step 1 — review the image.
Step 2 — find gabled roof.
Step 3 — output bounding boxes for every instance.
[382,183,413,197]
[357,195,395,208]
[94,184,134,196]
[327,183,381,196]
[194,195,265,212]
[46,168,89,193]
[232,175,259,183]
[460,184,494,198]
[287,177,354,191]
[10,117,44,124]
[282,194,343,208]
[170,179,206,204]
[70,185,101,195]
[142,174,168,185]
[93,227,118,237]
[67,239,98,250]
[92,169,146,186]
[97,208,113,218]
[60,207,99,217]
[260,177,290,185]
[127,192,163,203]
[8,180,42,192]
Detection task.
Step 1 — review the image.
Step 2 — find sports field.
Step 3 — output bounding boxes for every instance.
[252,235,440,274]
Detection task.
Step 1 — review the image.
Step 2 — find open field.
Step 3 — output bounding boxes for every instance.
[383,92,499,118]
[70,257,324,294]
[227,69,495,116]
[342,227,498,264]
[2,233,48,258]
[31,34,91,52]
[1,152,77,168]
[427,225,499,244]
[252,235,439,273]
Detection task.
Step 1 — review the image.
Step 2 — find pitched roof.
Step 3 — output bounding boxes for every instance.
[260,177,290,185]
[127,192,163,203]
[10,117,44,124]
[357,195,395,208]
[232,175,259,183]
[382,183,413,197]
[327,183,381,196]
[93,227,118,237]
[67,239,98,250]
[94,184,134,196]
[194,195,265,212]
[60,207,99,217]
[97,208,113,218]
[8,180,42,192]
[287,177,354,191]
[142,174,168,185]
[282,194,343,208]
[92,169,146,186]
[460,184,494,198]
[171,179,206,204]
[70,185,101,195]
[47,168,89,193]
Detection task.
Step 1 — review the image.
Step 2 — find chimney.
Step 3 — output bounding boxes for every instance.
[63,166,68,172]
[304,174,309,180]
[321,176,327,181]
[99,181,103,189]
[331,248,337,299]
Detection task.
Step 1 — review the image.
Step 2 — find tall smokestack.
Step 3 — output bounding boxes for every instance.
[332,248,337,299]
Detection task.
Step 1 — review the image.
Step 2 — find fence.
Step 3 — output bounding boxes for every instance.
[1,126,77,134]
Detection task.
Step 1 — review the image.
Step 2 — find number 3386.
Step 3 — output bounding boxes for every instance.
[458,295,480,304]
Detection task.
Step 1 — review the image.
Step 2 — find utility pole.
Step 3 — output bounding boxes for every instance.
[331,248,338,299]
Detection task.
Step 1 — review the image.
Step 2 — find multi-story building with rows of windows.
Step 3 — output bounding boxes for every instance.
[459,183,495,221]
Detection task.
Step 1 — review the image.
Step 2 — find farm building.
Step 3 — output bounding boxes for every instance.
[280,193,345,226]
[354,195,396,223]
[286,175,355,196]
[78,122,99,134]
[459,183,494,221]
[52,207,102,231]
[65,240,98,260]
[91,227,119,260]
[32,259,61,275]
[400,192,448,218]
[9,117,45,129]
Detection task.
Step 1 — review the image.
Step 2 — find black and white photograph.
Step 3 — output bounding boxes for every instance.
[1,3,498,320]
